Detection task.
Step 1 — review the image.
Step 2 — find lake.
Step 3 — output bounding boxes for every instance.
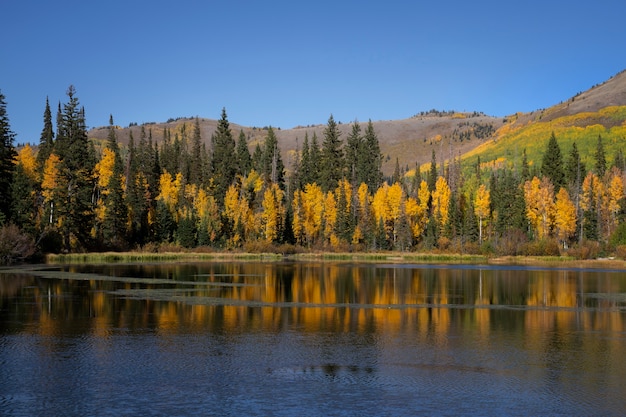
[1,261,626,416]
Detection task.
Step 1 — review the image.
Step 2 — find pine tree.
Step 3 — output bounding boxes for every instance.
[236,129,252,177]
[188,117,203,185]
[309,132,321,185]
[53,86,95,250]
[360,120,383,191]
[262,127,285,188]
[428,150,438,192]
[345,121,362,186]
[100,115,128,248]
[541,132,565,192]
[299,132,311,187]
[320,115,344,192]
[36,97,55,170]
[595,134,606,177]
[0,90,17,223]
[210,108,237,204]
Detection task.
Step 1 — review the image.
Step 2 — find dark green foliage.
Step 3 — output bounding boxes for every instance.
[595,134,606,177]
[428,150,437,192]
[10,164,37,236]
[566,142,586,188]
[345,121,362,186]
[101,116,128,248]
[211,108,237,204]
[541,132,565,191]
[392,157,402,184]
[334,184,354,242]
[188,118,204,185]
[177,213,197,248]
[613,148,625,172]
[490,169,526,233]
[54,86,96,251]
[155,200,175,242]
[236,129,252,177]
[36,97,55,169]
[0,91,17,222]
[520,150,530,182]
[262,127,285,188]
[320,115,344,192]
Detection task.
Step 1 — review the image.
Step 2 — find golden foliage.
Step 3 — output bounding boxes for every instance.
[432,176,451,230]
[16,145,38,181]
[554,187,577,244]
[524,176,554,239]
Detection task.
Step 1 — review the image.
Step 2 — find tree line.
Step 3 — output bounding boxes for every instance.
[1,87,626,263]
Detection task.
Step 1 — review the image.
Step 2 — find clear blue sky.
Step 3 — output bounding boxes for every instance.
[3,0,626,145]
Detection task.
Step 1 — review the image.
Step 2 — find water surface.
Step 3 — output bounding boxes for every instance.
[1,262,626,416]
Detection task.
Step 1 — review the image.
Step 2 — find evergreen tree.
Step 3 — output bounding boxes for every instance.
[188,117,203,185]
[428,149,438,192]
[541,132,565,191]
[360,120,383,191]
[299,132,311,187]
[520,150,530,182]
[0,90,17,223]
[36,97,55,170]
[309,132,321,185]
[210,108,237,204]
[262,127,285,188]
[177,212,197,248]
[345,121,362,186]
[251,143,263,173]
[101,115,128,248]
[392,157,402,184]
[595,134,606,177]
[10,163,37,235]
[54,86,95,250]
[236,129,252,177]
[320,115,344,192]
[613,149,625,172]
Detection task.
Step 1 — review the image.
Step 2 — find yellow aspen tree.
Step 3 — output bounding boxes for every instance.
[474,184,490,242]
[523,176,554,239]
[157,170,182,216]
[605,168,624,238]
[554,187,577,248]
[404,196,426,240]
[432,176,451,232]
[292,190,304,244]
[223,183,245,246]
[95,148,116,191]
[194,187,221,243]
[41,153,61,227]
[323,191,338,246]
[304,183,325,245]
[16,145,38,181]
[262,182,285,243]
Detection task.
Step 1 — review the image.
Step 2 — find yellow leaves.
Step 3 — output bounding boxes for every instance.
[432,176,451,229]
[474,184,490,220]
[296,183,325,245]
[157,170,183,214]
[41,153,61,202]
[16,145,38,180]
[262,183,284,243]
[523,176,554,239]
[95,148,116,190]
[372,182,403,225]
[554,187,577,244]
[323,191,337,243]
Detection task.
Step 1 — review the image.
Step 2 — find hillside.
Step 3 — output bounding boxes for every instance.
[88,70,626,177]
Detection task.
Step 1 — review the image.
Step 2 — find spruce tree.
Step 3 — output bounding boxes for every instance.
[595,134,606,177]
[236,129,252,177]
[101,115,128,248]
[299,132,311,187]
[36,97,55,170]
[210,108,237,204]
[541,132,565,191]
[53,86,95,250]
[360,120,383,191]
[428,150,438,192]
[320,115,344,192]
[0,91,17,223]
[309,132,321,185]
[188,117,203,185]
[262,127,285,188]
[345,121,362,186]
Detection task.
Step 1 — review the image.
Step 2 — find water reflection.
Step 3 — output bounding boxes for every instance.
[2,262,626,415]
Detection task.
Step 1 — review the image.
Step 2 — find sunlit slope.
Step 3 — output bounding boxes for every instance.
[462,106,626,170]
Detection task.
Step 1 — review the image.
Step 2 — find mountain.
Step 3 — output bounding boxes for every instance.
[88,70,626,177]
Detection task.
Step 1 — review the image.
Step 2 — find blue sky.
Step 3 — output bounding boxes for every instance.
[3,0,626,145]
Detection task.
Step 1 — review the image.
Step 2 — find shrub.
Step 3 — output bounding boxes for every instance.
[496,228,529,256]
[0,224,36,265]
[568,240,600,260]
[522,239,561,256]
[615,245,626,260]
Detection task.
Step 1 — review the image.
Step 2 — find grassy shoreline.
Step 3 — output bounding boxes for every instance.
[43,251,626,269]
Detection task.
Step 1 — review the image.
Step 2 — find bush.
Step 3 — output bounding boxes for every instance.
[569,240,600,260]
[522,239,561,256]
[496,228,529,256]
[0,224,36,265]
[615,245,626,260]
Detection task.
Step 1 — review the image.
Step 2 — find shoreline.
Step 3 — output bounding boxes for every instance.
[40,251,626,270]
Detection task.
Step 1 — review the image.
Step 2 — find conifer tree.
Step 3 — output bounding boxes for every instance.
[210,108,237,204]
[320,115,344,192]
[262,127,285,188]
[360,120,383,191]
[541,132,565,191]
[0,90,17,223]
[188,118,203,185]
[299,132,311,187]
[54,86,95,250]
[236,129,252,177]
[309,132,321,185]
[345,121,362,186]
[36,97,55,170]
[595,134,606,177]
[428,150,438,192]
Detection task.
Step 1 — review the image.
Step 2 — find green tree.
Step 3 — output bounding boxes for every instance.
[595,134,606,177]
[236,129,252,177]
[299,132,311,187]
[428,149,437,192]
[320,115,344,192]
[0,90,17,223]
[359,120,383,193]
[54,86,95,250]
[345,120,362,186]
[541,132,565,191]
[309,132,322,185]
[36,97,55,170]
[210,108,237,204]
[262,127,285,188]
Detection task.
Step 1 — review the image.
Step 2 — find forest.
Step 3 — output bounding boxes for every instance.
[1,86,626,264]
